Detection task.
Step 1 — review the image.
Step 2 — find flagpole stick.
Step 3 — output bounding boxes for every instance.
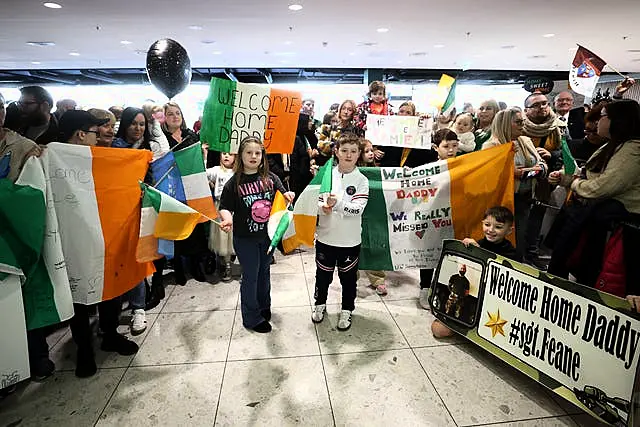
[605,64,627,79]
[153,163,177,188]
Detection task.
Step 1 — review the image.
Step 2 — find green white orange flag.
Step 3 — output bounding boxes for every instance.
[173,142,217,221]
[0,157,74,330]
[432,74,456,112]
[441,79,457,116]
[137,184,206,262]
[267,191,293,254]
[20,143,155,305]
[282,144,515,268]
[199,77,302,154]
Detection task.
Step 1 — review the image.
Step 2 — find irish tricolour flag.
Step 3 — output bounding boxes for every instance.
[199,77,301,154]
[282,144,515,269]
[137,184,208,262]
[20,143,155,305]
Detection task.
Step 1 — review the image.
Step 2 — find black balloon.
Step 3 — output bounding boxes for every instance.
[146,39,192,99]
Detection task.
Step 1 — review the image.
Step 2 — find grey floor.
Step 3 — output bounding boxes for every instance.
[0,249,604,427]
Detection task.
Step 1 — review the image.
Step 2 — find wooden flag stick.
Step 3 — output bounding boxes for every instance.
[605,64,627,79]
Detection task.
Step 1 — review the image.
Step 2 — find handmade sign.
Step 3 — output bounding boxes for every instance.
[430,240,640,427]
[200,77,301,154]
[365,114,433,149]
[280,144,514,270]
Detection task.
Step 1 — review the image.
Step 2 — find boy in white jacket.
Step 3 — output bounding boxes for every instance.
[311,134,370,331]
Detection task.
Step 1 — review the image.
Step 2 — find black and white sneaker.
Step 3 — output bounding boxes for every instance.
[311,304,326,323]
[337,310,352,331]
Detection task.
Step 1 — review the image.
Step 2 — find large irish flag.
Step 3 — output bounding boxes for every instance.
[22,143,155,305]
[199,77,301,154]
[282,144,515,269]
[1,157,74,329]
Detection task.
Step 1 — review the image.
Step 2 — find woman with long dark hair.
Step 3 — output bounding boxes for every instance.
[161,101,209,283]
[111,106,151,334]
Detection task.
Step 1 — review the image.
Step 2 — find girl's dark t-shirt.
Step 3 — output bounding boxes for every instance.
[219,171,286,238]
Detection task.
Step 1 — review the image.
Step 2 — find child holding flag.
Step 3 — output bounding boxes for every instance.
[207,152,236,282]
[311,134,370,331]
[218,137,294,333]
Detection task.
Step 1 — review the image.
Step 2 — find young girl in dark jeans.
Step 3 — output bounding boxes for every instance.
[219,137,294,333]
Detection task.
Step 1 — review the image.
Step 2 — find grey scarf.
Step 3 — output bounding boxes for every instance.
[523,111,562,138]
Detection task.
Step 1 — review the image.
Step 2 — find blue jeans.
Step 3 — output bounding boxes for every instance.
[128,281,146,310]
[233,235,272,328]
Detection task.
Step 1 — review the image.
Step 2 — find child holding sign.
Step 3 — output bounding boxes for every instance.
[312,134,370,331]
[219,137,294,333]
[431,206,518,338]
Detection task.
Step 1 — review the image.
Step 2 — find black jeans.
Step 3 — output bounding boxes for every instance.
[69,298,121,351]
[514,192,533,262]
[314,241,360,311]
[419,269,434,289]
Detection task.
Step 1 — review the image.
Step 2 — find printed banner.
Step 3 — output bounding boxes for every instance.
[200,77,301,154]
[365,114,433,149]
[430,240,640,427]
[282,144,515,270]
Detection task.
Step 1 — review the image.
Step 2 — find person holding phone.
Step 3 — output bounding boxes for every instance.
[482,107,547,262]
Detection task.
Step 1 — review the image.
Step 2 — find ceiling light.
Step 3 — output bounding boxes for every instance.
[43,2,62,8]
[357,42,378,47]
[349,52,356,56]
[377,28,389,33]
[408,52,427,57]
[120,40,132,45]
[501,45,516,49]
[288,4,303,11]
[201,39,216,45]
[32,61,42,65]
[627,49,640,53]
[434,44,445,48]
[543,33,555,38]
[212,51,222,55]
[188,25,203,30]
[27,41,55,47]
[528,54,546,59]
[69,52,80,56]
[284,41,293,45]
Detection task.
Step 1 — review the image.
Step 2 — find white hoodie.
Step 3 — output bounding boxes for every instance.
[148,119,170,161]
[316,166,369,247]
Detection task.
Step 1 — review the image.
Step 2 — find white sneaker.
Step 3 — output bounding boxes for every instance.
[311,304,326,323]
[131,309,147,335]
[419,289,430,310]
[337,310,352,331]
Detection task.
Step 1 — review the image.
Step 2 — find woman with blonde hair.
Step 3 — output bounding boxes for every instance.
[483,107,547,261]
[87,108,116,147]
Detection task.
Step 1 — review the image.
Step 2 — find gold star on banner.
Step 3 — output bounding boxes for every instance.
[484,310,508,338]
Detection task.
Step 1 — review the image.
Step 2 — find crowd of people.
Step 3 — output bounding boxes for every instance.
[1,76,640,390]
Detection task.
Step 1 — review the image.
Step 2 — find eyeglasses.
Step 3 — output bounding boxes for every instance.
[478,106,494,111]
[556,98,573,103]
[84,130,99,135]
[527,101,549,110]
[18,100,41,107]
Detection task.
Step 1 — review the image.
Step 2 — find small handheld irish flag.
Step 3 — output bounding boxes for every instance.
[137,184,208,262]
[267,191,293,255]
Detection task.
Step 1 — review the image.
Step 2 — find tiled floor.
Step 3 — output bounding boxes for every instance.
[0,249,604,427]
